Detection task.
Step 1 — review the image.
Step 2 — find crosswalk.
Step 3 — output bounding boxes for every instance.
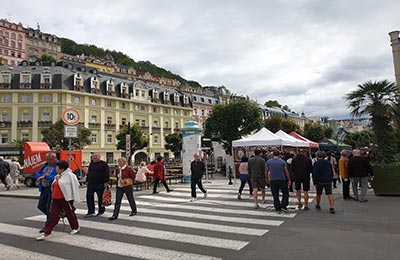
[0,181,310,260]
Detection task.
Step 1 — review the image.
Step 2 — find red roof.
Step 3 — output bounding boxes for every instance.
[289,132,319,148]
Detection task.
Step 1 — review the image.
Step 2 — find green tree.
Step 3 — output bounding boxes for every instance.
[264,115,301,133]
[304,123,325,142]
[204,99,263,154]
[323,127,334,139]
[40,54,56,62]
[344,131,374,149]
[116,124,148,164]
[345,80,398,163]
[41,120,92,150]
[264,100,282,107]
[12,139,28,164]
[164,133,182,159]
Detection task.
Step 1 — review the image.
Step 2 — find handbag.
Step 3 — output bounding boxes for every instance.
[120,178,133,187]
[102,187,112,206]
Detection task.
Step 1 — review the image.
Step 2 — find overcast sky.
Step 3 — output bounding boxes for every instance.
[3,0,400,119]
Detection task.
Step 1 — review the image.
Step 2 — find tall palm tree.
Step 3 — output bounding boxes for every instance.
[345,80,398,163]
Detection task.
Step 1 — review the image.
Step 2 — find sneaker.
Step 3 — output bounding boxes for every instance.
[129,212,137,217]
[359,199,368,203]
[281,208,289,213]
[254,204,260,209]
[298,202,303,209]
[237,193,241,200]
[190,197,197,202]
[303,206,309,211]
[108,216,118,220]
[96,212,104,217]
[39,229,45,233]
[167,189,173,193]
[277,210,282,214]
[84,213,95,218]
[203,192,207,199]
[6,185,10,191]
[36,234,50,241]
[152,191,159,194]
[315,204,321,210]
[329,208,335,214]
[70,227,80,235]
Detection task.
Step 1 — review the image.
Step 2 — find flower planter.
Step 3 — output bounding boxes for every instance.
[372,164,400,196]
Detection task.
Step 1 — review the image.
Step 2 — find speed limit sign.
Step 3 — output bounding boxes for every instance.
[62,108,80,125]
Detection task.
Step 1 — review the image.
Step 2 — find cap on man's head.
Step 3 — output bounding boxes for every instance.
[272,150,281,156]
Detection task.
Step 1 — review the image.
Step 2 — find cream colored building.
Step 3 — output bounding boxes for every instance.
[0,61,192,163]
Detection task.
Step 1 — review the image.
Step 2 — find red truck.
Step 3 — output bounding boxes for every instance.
[23,142,82,187]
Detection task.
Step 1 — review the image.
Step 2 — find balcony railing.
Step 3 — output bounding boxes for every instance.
[38,121,53,127]
[104,123,116,130]
[17,121,32,127]
[0,121,12,128]
[89,123,101,129]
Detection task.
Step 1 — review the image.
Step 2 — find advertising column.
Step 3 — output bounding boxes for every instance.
[181,121,202,182]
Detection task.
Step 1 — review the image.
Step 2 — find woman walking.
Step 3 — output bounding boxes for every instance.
[36,160,80,241]
[109,158,137,220]
[136,161,152,189]
[152,156,173,194]
[237,156,253,200]
[10,157,23,189]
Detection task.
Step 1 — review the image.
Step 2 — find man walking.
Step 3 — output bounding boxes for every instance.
[312,151,335,214]
[34,152,58,230]
[248,149,267,209]
[348,149,373,202]
[266,150,291,213]
[339,150,352,200]
[190,154,207,202]
[85,153,110,217]
[291,150,313,210]
[0,156,11,190]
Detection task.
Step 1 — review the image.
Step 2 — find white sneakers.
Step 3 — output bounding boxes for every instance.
[203,192,207,199]
[70,227,80,235]
[190,197,197,202]
[36,234,50,241]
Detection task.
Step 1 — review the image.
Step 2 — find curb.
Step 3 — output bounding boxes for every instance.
[0,193,39,199]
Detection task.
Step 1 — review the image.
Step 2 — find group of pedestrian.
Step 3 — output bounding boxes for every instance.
[0,156,23,190]
[243,147,374,215]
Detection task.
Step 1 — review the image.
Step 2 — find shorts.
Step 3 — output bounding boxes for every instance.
[316,183,332,195]
[239,174,250,182]
[251,177,266,189]
[295,178,310,191]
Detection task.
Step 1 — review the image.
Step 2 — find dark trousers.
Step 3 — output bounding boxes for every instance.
[270,180,289,211]
[191,178,207,198]
[1,174,9,187]
[43,199,79,235]
[37,187,52,223]
[86,183,105,214]
[342,178,351,199]
[153,179,171,193]
[238,180,253,195]
[112,185,137,217]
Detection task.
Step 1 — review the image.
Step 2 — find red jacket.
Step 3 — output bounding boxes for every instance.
[115,166,136,181]
[153,161,165,181]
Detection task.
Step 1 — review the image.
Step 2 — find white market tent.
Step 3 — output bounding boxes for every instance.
[275,130,310,148]
[232,127,295,147]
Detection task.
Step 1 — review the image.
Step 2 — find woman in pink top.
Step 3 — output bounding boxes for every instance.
[136,161,152,189]
[237,156,253,200]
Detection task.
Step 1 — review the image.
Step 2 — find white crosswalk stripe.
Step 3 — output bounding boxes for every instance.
[0,179,303,260]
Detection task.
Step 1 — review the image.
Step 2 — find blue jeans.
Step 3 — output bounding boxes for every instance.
[37,187,52,223]
[86,183,105,214]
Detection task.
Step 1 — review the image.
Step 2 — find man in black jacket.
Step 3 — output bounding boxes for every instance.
[85,153,110,217]
[0,156,11,190]
[348,149,373,202]
[190,154,207,202]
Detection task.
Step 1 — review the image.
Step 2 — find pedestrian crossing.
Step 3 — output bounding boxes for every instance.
[0,182,307,260]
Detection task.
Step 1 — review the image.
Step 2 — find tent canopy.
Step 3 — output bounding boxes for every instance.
[319,137,352,151]
[275,130,310,148]
[289,131,319,148]
[232,127,297,147]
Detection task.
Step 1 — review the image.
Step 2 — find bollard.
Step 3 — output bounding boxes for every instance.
[228,166,233,185]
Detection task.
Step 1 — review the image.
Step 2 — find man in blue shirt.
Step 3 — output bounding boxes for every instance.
[312,151,335,214]
[266,150,291,213]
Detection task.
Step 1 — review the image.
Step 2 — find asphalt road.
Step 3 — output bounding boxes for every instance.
[0,180,399,260]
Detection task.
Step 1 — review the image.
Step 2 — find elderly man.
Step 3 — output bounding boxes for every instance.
[85,153,110,217]
[190,154,207,202]
[34,152,58,231]
[348,149,374,202]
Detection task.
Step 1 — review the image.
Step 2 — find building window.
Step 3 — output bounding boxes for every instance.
[2,113,9,121]
[135,119,140,126]
[194,108,197,115]
[42,112,50,122]
[135,105,139,111]
[153,107,157,113]
[165,121,169,128]
[107,116,112,124]
[22,133,29,140]
[91,134,97,144]
[140,105,146,111]
[135,89,139,96]
[91,115,97,123]
[174,109,179,116]
[91,99,97,106]
[122,103,127,109]
[107,134,113,144]
[121,118,127,125]
[74,97,80,104]
[107,100,112,107]
[42,95,51,102]
[164,108,169,114]
[1,95,10,103]
[184,111,188,116]
[22,95,30,102]
[201,110,205,116]
[154,120,158,127]
[154,135,159,144]
[175,122,179,129]
[1,134,9,144]
[22,113,30,122]
[141,120,146,127]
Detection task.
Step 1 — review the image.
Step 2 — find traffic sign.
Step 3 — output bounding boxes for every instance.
[62,108,80,125]
[64,125,78,138]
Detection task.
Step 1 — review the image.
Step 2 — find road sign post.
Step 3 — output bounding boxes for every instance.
[62,108,80,167]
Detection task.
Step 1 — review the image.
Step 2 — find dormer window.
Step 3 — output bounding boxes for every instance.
[90,76,100,93]
[40,70,52,89]
[74,73,83,90]
[106,79,114,96]
[0,71,11,89]
[153,90,158,100]
[174,93,179,103]
[183,95,189,104]
[20,71,32,89]
[164,91,169,103]
[120,83,129,98]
